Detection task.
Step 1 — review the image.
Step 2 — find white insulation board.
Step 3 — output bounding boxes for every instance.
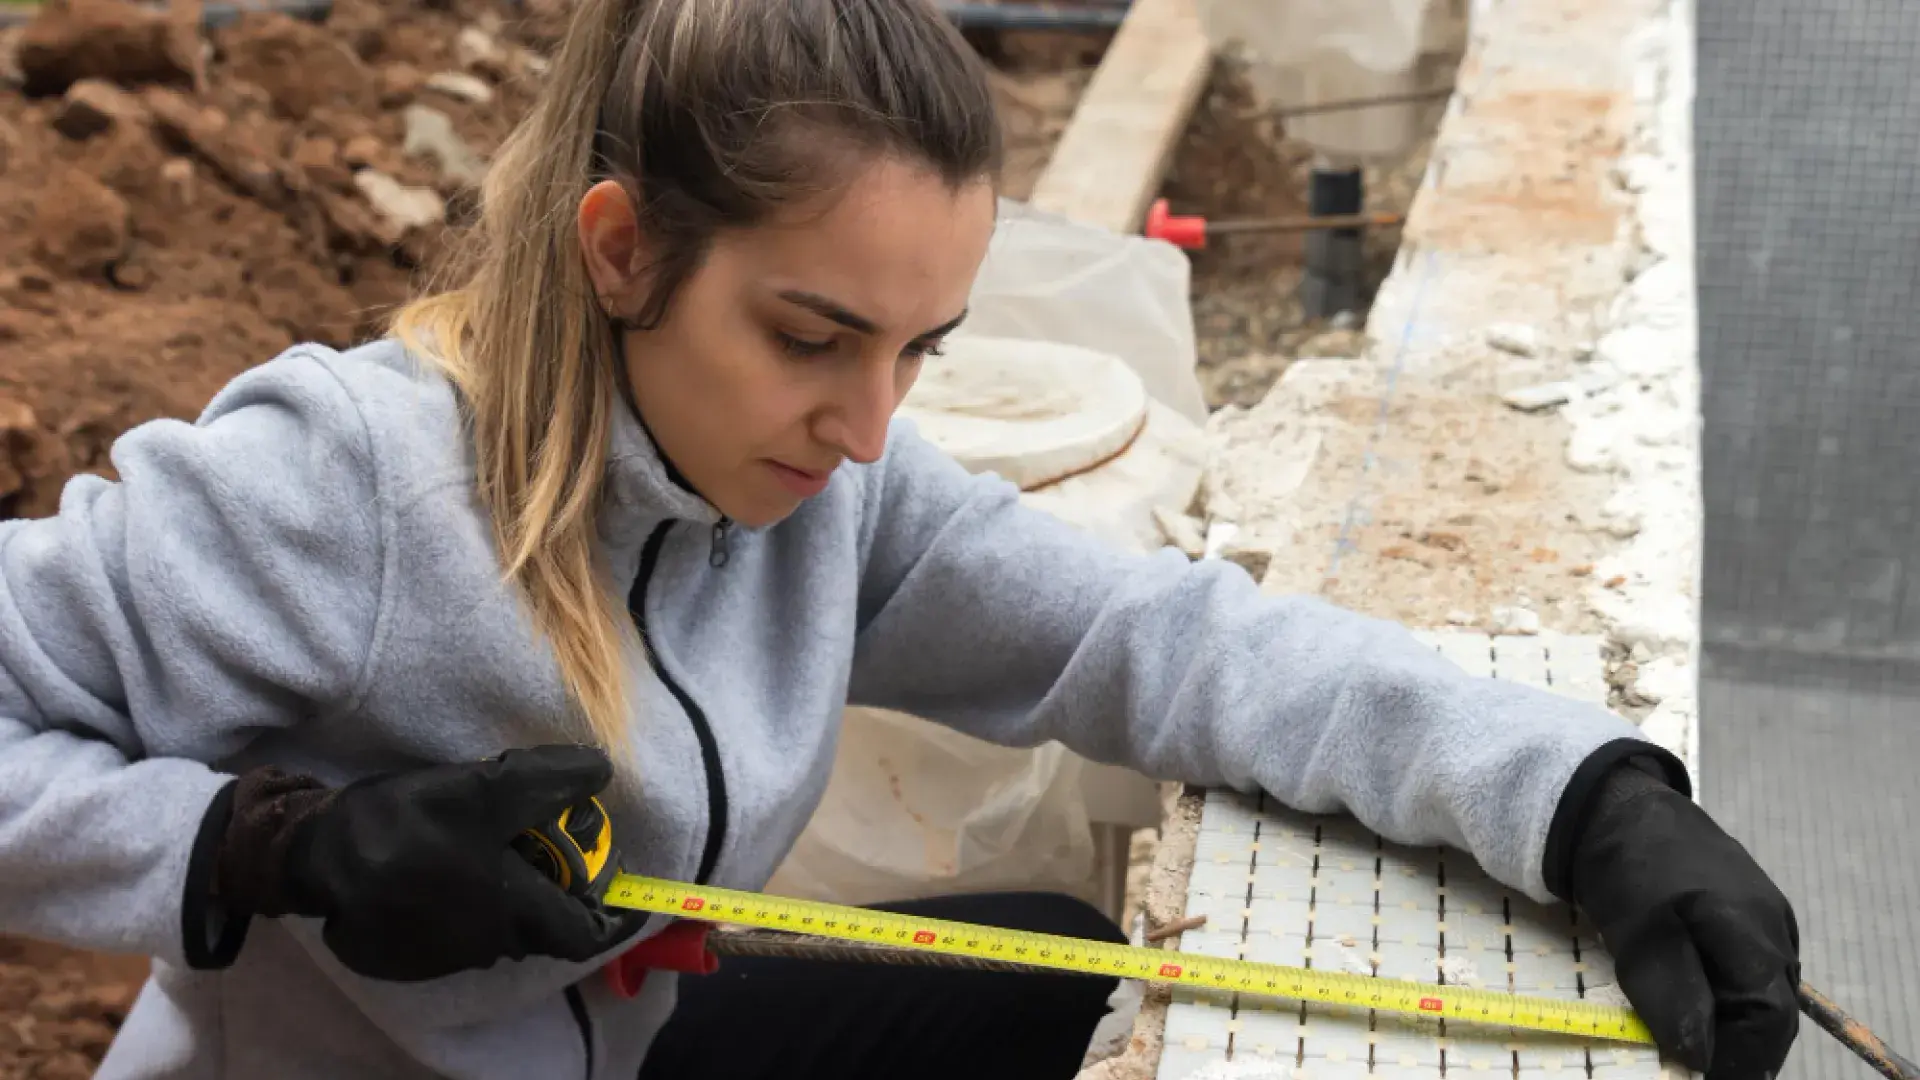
[1156,632,1665,1080]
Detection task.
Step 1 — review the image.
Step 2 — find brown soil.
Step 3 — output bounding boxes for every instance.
[0,938,146,1079]
[1161,60,1443,412]
[973,28,1105,200]
[0,0,1095,1073]
[0,0,1099,520]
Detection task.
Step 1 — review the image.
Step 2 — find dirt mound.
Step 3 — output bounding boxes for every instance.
[0,0,553,519]
[1,0,551,1066]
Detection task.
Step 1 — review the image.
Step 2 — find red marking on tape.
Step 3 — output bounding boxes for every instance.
[1419,997,1444,1013]
[682,898,705,912]
[1159,964,1183,979]
[913,931,937,945]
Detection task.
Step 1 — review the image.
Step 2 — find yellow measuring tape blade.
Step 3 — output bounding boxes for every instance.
[603,873,1655,1047]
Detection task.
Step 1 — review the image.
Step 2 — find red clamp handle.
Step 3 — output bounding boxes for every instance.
[1144,198,1208,250]
[604,921,718,999]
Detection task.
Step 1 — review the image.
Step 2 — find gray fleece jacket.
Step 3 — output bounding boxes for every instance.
[0,336,1681,1079]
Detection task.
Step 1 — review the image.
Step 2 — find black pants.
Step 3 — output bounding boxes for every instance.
[636,892,1129,1080]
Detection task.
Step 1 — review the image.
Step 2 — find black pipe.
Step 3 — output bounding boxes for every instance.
[1299,167,1366,320]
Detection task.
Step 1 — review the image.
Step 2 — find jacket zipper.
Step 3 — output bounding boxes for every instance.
[634,521,731,883]
[568,520,731,1079]
[564,985,595,1079]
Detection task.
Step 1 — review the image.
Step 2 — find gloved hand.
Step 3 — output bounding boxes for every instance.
[213,744,639,982]
[1569,762,1801,1079]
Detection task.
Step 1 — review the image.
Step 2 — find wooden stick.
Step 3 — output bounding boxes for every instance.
[1026,0,1211,235]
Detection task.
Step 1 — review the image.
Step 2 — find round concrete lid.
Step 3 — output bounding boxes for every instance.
[899,335,1150,491]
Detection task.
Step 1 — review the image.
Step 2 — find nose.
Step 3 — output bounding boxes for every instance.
[816,362,902,465]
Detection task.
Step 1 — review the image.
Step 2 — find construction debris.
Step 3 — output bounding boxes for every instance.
[1152,505,1207,559]
[1142,913,1207,944]
[400,102,485,187]
[1501,379,1577,412]
[424,70,492,105]
[1485,320,1540,357]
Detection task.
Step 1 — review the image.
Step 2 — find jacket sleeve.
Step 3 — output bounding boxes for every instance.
[0,346,386,968]
[847,419,1686,904]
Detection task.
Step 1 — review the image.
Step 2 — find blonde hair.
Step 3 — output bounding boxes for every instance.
[391,0,1001,755]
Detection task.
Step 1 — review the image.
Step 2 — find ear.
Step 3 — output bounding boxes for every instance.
[577,180,651,320]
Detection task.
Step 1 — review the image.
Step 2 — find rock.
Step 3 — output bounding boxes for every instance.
[1573,364,1622,395]
[216,13,370,120]
[1632,655,1692,706]
[454,25,507,77]
[1446,610,1474,626]
[1485,322,1538,357]
[377,62,423,107]
[32,167,129,277]
[1638,702,1690,758]
[16,0,194,94]
[1200,482,1242,526]
[1595,324,1681,379]
[1490,605,1540,635]
[107,252,153,290]
[53,77,148,140]
[1296,326,1366,358]
[1201,519,1238,559]
[339,134,386,170]
[1613,154,1663,194]
[1500,381,1576,412]
[353,169,445,236]
[1565,427,1618,474]
[144,87,279,203]
[287,134,351,191]
[0,398,37,501]
[312,185,391,251]
[1600,511,1642,540]
[1,27,28,89]
[1217,541,1272,584]
[424,70,493,105]
[402,104,485,188]
[1151,505,1205,559]
[158,155,194,207]
[0,398,73,515]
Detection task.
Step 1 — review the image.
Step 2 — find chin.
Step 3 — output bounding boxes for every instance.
[721,495,803,530]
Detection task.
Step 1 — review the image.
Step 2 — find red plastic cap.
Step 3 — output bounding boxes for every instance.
[603,920,719,999]
[1144,198,1207,250]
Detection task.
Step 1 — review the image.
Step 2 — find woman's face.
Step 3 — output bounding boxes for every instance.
[579,156,998,528]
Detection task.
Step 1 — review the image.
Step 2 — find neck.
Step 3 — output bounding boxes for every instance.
[610,330,700,499]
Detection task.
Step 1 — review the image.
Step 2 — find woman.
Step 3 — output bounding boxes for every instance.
[0,0,1797,1077]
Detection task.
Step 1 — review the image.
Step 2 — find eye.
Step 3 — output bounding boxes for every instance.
[902,339,946,362]
[775,331,837,359]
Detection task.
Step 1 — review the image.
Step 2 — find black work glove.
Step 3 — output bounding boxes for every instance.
[214,744,638,982]
[1568,762,1801,1079]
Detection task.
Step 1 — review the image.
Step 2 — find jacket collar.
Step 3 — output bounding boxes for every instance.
[600,394,723,540]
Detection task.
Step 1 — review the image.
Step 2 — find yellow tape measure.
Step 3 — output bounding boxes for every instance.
[600,872,1655,1047]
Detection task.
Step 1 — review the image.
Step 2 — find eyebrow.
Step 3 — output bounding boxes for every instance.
[777,290,968,341]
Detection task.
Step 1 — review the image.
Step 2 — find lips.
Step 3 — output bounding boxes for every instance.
[767,460,833,497]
